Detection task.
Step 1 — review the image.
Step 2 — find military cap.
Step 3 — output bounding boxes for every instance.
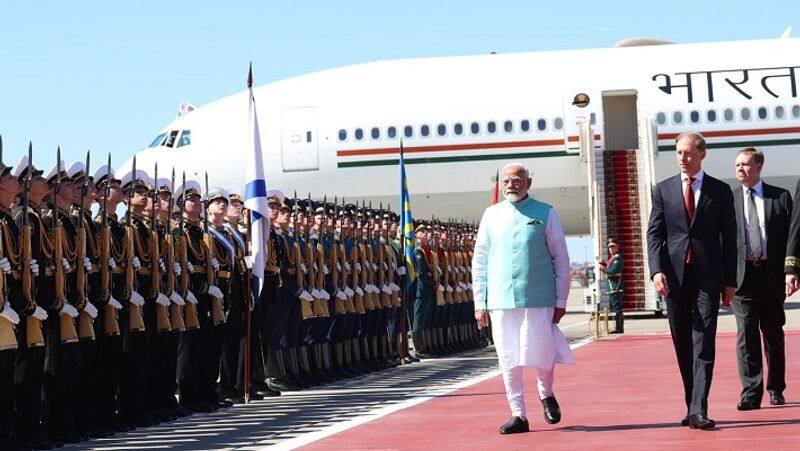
[226,185,244,204]
[415,222,428,233]
[93,164,119,188]
[607,238,620,246]
[266,189,285,205]
[176,179,202,201]
[119,169,151,193]
[46,160,70,185]
[206,187,229,204]
[156,178,172,194]
[13,155,43,181]
[66,162,86,181]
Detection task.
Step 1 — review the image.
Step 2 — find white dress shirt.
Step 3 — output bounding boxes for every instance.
[680,168,704,210]
[741,180,767,260]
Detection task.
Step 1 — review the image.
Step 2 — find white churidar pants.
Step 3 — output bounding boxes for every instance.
[490,307,575,419]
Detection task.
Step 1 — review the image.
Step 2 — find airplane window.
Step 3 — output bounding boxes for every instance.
[148,133,167,148]
[163,130,179,148]
[404,125,413,138]
[387,126,397,139]
[793,105,800,118]
[740,107,751,121]
[590,113,597,125]
[355,128,364,140]
[454,123,463,135]
[723,108,734,122]
[554,117,564,130]
[689,110,700,123]
[503,121,513,133]
[437,123,447,136]
[672,111,683,124]
[420,125,430,137]
[487,121,497,134]
[176,130,192,147]
[757,107,768,120]
[371,127,380,139]
[306,131,312,143]
[338,129,347,141]
[520,120,530,132]
[470,122,480,135]
[706,110,717,123]
[656,112,666,125]
[775,106,785,119]
[537,119,547,131]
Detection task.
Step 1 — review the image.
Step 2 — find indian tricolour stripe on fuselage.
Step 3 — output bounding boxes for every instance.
[126,36,800,234]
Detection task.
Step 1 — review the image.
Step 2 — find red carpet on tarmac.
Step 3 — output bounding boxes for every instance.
[301,331,800,450]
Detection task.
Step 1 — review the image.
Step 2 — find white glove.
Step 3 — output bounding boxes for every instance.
[456,286,463,293]
[300,263,308,273]
[390,282,400,292]
[30,259,40,277]
[108,257,117,270]
[172,261,181,276]
[438,285,445,293]
[323,264,330,275]
[312,262,319,272]
[299,290,314,302]
[108,296,123,310]
[446,285,454,293]
[345,262,351,271]
[372,263,378,271]
[355,263,361,271]
[336,263,342,272]
[186,291,198,305]
[61,258,71,273]
[355,286,364,296]
[83,301,98,319]
[397,266,407,276]
[458,282,467,289]
[382,262,389,271]
[344,287,355,297]
[131,256,141,270]
[156,292,171,307]
[382,284,392,295]
[207,285,224,300]
[83,257,92,273]
[336,290,347,300]
[130,290,145,307]
[311,288,322,299]
[467,283,473,290]
[158,258,166,273]
[32,306,48,321]
[320,289,330,300]
[0,257,10,274]
[170,291,186,306]
[60,303,79,318]
[0,303,20,324]
[243,256,254,270]
[210,257,220,271]
[186,261,195,273]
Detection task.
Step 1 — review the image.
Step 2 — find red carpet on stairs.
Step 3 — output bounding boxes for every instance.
[302,331,800,450]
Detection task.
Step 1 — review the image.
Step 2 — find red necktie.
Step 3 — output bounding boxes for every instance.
[684,177,695,263]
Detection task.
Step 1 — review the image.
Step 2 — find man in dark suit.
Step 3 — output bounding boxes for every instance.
[646,131,737,430]
[732,147,791,410]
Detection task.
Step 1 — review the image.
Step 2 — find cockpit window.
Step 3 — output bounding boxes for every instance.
[176,130,191,147]
[163,130,179,148]
[148,133,167,148]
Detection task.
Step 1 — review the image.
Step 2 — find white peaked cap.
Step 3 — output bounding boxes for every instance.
[13,154,43,179]
[176,180,202,198]
[266,189,285,204]
[46,160,67,181]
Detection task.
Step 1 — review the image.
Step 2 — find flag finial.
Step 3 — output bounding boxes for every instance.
[247,62,253,89]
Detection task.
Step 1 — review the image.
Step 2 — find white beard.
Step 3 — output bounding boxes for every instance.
[504,192,524,203]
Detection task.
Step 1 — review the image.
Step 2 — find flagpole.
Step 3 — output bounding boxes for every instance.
[399,141,407,365]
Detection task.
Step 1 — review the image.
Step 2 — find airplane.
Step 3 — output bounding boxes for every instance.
[126,33,800,237]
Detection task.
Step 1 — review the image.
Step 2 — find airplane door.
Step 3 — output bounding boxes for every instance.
[281,107,319,172]
[562,90,603,156]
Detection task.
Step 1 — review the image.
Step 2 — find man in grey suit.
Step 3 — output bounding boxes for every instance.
[646,132,737,430]
[732,147,791,410]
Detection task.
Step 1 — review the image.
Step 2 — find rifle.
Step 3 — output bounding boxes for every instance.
[77,150,95,340]
[307,193,326,317]
[385,204,401,308]
[20,143,44,346]
[53,148,78,343]
[432,218,445,306]
[0,136,17,350]
[151,164,171,332]
[376,203,390,308]
[204,172,226,326]
[315,194,331,317]
[166,168,185,332]
[292,191,314,319]
[360,202,376,310]
[177,172,199,330]
[126,156,145,332]
[100,153,120,336]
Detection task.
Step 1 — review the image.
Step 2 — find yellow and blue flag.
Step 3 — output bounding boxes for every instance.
[399,140,416,285]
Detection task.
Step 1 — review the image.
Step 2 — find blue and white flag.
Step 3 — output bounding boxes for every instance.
[244,64,270,298]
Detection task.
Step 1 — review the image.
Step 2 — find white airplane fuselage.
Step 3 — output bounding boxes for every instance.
[127,37,800,234]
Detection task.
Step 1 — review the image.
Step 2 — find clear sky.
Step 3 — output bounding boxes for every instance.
[1,1,798,261]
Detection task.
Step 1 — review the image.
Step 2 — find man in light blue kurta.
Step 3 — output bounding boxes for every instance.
[472,163,573,435]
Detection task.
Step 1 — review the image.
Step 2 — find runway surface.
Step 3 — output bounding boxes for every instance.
[301,331,800,451]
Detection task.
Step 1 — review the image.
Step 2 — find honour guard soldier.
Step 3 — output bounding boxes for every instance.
[92,163,128,434]
[12,154,51,448]
[412,222,435,358]
[175,179,215,413]
[599,238,625,333]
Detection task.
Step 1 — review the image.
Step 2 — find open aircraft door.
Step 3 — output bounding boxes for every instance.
[281,107,319,172]
[562,90,603,161]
